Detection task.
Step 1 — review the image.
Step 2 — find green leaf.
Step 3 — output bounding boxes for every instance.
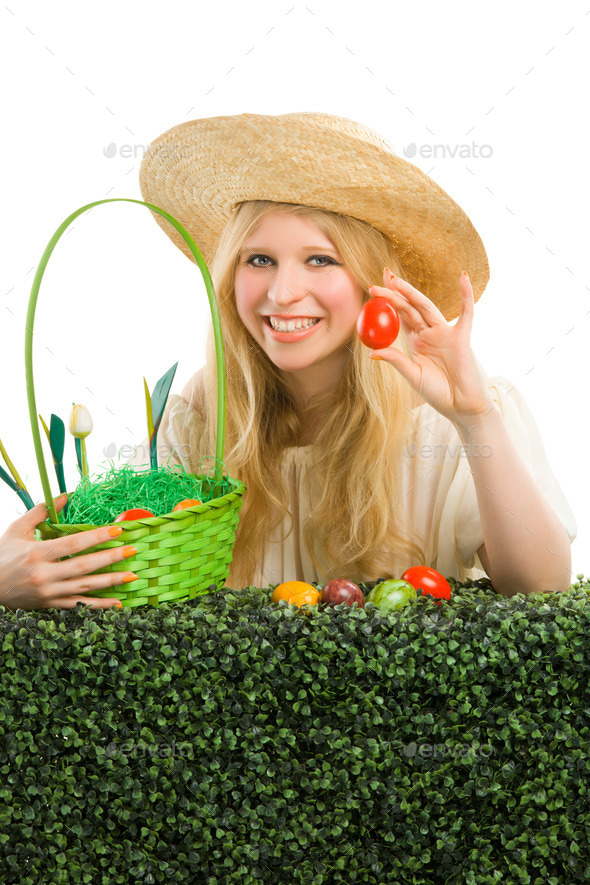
[40,414,67,509]
[0,440,35,510]
[0,462,19,493]
[144,377,154,441]
[49,413,65,463]
[148,362,178,470]
[151,363,178,433]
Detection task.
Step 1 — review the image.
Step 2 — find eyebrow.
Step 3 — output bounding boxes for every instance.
[240,245,340,255]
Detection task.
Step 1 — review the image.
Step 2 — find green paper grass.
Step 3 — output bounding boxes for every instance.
[54,460,235,526]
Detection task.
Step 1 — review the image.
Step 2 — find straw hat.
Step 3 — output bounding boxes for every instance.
[139,111,489,320]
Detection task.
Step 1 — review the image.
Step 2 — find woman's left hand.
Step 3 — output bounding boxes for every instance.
[369,269,496,426]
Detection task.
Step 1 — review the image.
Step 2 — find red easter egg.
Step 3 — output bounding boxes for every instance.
[114,508,156,522]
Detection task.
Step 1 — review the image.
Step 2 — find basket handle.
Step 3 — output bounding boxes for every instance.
[25,198,226,526]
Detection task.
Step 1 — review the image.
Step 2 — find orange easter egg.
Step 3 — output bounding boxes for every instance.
[172,499,202,511]
[271,581,316,604]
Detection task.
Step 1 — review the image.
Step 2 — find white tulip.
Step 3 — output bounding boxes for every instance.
[69,404,93,439]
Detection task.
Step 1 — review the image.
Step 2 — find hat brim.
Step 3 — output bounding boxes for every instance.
[139,112,489,320]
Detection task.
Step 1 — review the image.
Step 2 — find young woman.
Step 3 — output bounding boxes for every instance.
[0,112,577,610]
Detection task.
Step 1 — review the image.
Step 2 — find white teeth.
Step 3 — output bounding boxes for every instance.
[268,316,320,332]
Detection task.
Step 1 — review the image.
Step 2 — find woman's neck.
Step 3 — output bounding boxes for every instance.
[296,426,317,447]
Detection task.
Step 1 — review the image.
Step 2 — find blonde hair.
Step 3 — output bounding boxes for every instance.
[181,201,426,587]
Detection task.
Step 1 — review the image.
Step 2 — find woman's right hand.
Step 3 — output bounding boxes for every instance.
[0,493,137,611]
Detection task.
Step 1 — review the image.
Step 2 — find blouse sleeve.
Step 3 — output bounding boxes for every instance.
[435,376,577,579]
[124,394,192,473]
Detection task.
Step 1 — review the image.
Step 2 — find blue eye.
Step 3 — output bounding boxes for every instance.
[309,256,335,266]
[246,255,337,267]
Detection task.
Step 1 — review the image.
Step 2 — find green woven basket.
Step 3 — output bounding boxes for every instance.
[31,198,245,608]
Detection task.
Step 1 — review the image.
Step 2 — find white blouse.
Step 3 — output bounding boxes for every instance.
[127,376,577,587]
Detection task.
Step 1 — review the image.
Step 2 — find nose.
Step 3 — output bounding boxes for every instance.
[267,261,312,308]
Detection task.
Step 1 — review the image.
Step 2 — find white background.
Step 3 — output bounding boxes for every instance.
[1,1,588,578]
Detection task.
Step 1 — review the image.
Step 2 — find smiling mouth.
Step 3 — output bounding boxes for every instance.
[265,316,321,332]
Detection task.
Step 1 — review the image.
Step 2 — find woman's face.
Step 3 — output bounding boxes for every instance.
[234,211,364,399]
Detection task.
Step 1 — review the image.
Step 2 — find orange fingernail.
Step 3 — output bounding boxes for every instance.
[108,526,123,537]
[369,355,384,361]
[123,573,138,583]
[122,546,138,559]
[114,603,123,608]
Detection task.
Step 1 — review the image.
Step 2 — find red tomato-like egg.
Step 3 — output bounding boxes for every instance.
[114,508,156,522]
[401,566,451,605]
[356,297,400,350]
